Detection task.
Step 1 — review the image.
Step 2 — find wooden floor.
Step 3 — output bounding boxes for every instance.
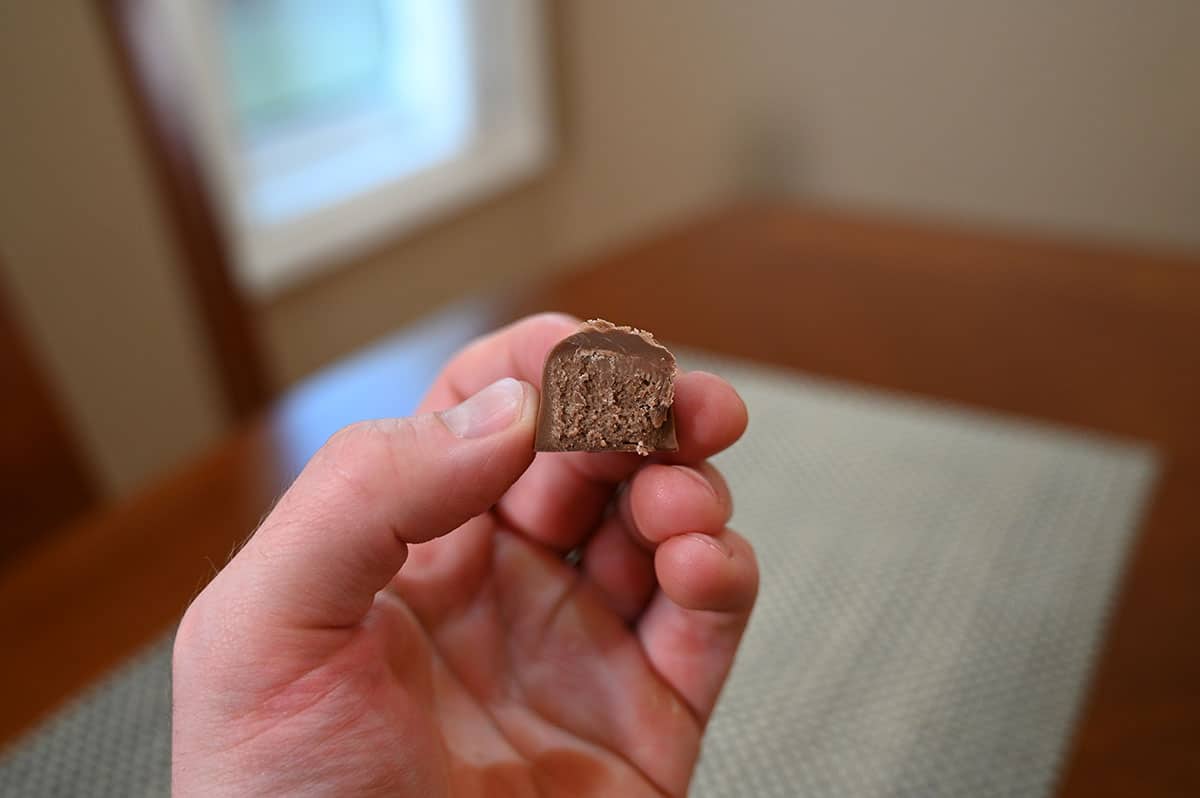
[2,204,1198,796]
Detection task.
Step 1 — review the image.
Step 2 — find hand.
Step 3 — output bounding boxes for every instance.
[172,314,756,797]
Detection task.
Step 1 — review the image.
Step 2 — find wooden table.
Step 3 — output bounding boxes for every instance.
[2,204,1198,795]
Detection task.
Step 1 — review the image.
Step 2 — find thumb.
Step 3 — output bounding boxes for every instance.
[220,377,538,630]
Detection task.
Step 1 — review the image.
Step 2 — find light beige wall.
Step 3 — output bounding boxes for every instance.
[0,2,226,496]
[265,0,1200,381]
[720,0,1200,248]
[3,0,1198,494]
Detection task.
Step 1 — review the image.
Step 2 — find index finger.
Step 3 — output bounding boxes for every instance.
[416,312,580,413]
[418,314,749,551]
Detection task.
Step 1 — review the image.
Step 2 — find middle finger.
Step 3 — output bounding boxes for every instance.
[494,370,747,552]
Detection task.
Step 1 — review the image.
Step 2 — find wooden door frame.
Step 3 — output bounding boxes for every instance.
[0,266,98,561]
[94,0,273,419]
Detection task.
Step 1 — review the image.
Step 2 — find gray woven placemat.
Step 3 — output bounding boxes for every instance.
[0,355,1158,797]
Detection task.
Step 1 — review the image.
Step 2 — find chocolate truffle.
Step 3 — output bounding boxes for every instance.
[535,319,678,455]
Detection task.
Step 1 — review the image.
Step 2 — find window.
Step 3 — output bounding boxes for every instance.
[160,0,551,295]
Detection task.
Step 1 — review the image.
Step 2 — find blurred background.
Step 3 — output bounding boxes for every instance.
[2,1,1197,504]
[1,2,1199,795]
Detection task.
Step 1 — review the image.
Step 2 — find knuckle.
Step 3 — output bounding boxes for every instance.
[174,586,224,666]
[324,419,378,454]
[497,313,579,352]
[523,311,579,330]
[700,462,734,516]
[460,312,575,360]
[726,527,761,600]
[318,419,419,501]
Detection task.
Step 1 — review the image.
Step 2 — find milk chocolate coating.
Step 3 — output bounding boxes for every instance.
[535,319,678,455]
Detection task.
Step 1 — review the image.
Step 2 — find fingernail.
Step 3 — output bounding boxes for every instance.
[438,378,526,438]
[672,465,717,500]
[686,532,732,558]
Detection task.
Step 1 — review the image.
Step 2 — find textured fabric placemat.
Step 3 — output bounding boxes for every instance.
[0,354,1158,797]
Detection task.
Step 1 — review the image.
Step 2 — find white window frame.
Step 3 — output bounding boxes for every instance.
[158,0,553,297]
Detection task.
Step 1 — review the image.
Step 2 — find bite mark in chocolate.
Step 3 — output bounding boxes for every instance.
[535,319,678,455]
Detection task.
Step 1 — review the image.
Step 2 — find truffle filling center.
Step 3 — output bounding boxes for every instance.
[546,348,673,452]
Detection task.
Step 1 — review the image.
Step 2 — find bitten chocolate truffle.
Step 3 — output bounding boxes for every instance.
[535,319,678,455]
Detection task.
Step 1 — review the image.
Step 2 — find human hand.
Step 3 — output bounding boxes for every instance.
[172,314,756,796]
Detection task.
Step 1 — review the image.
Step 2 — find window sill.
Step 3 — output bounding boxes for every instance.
[234,122,551,298]
[159,0,553,299]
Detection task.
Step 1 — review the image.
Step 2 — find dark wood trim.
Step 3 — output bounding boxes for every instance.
[0,265,98,562]
[93,0,273,419]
